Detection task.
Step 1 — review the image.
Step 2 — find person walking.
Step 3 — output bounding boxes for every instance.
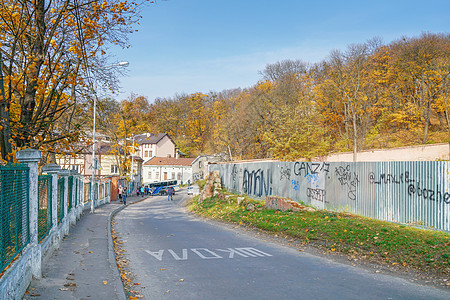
[123,187,128,205]
[118,185,123,202]
[167,186,174,201]
[140,185,145,197]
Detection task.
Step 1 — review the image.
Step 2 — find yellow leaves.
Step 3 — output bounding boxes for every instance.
[103,280,107,285]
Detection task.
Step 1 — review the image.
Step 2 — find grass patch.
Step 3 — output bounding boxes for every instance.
[188,193,450,279]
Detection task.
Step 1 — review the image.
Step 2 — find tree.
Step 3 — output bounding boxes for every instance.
[0,0,144,161]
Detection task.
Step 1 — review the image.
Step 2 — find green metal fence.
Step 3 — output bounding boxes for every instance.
[68,176,73,212]
[57,178,65,224]
[0,163,30,273]
[38,175,52,242]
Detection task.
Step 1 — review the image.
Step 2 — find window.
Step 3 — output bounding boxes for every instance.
[111,165,119,173]
[145,150,148,157]
[156,172,159,179]
[172,172,175,179]
[177,172,181,180]
[148,171,151,178]
[149,151,153,157]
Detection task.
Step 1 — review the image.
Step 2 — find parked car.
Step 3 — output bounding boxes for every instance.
[159,186,175,196]
[187,185,199,195]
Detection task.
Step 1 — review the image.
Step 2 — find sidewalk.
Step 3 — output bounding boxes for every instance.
[23,195,147,300]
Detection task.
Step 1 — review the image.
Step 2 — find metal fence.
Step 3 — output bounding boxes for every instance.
[38,175,52,242]
[0,151,113,293]
[0,163,30,273]
[210,161,450,232]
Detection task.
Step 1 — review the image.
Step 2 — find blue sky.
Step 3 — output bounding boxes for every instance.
[112,0,450,102]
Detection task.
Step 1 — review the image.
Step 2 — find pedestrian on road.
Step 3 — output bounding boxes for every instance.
[118,185,123,202]
[168,186,174,201]
[140,185,145,197]
[123,187,128,205]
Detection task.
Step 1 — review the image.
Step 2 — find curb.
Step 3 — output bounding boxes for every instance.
[107,196,151,300]
[107,203,128,300]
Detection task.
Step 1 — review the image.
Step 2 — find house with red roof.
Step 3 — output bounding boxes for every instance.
[142,156,196,185]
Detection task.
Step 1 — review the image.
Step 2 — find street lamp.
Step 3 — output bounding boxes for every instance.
[91,61,129,213]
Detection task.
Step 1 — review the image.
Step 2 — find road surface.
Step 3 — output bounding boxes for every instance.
[114,189,449,299]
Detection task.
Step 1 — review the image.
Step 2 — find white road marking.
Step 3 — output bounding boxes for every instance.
[235,247,272,257]
[216,248,249,258]
[144,247,272,261]
[191,248,223,259]
[168,249,188,260]
[145,250,164,261]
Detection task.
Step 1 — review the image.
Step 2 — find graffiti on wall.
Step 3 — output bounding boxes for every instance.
[307,188,326,203]
[280,166,291,181]
[293,162,330,176]
[293,162,329,188]
[408,183,450,204]
[193,172,203,181]
[335,165,359,201]
[231,164,239,182]
[291,180,300,191]
[242,168,272,198]
[369,171,415,185]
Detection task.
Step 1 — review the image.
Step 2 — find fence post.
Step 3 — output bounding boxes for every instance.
[16,148,42,279]
[42,164,61,230]
[59,169,70,234]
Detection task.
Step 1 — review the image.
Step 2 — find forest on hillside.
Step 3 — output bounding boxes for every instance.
[98,32,450,161]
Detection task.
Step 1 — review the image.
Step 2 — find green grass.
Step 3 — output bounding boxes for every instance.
[188,192,450,278]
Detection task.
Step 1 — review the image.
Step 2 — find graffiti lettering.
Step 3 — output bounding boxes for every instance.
[293,162,330,176]
[291,180,300,191]
[280,167,291,181]
[369,171,415,185]
[231,165,238,182]
[242,169,272,197]
[408,183,450,204]
[193,172,203,181]
[335,166,359,201]
[307,188,326,202]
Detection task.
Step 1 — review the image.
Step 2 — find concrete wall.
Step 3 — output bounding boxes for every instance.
[318,143,450,162]
[210,160,450,232]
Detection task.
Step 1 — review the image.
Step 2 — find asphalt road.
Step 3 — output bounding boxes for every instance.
[114,189,450,300]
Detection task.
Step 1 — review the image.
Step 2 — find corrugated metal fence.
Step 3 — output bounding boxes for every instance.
[209,161,450,232]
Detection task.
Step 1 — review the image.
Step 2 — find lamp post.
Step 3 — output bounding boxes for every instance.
[91,61,129,213]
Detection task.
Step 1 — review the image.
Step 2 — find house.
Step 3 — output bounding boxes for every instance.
[191,153,229,180]
[133,133,178,161]
[142,156,196,185]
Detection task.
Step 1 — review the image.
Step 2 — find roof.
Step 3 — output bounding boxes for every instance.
[134,133,173,145]
[143,157,196,167]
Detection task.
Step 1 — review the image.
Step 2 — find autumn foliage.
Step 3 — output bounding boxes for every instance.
[0,0,145,162]
[141,33,449,161]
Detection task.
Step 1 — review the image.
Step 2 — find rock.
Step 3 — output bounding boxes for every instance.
[265,195,316,212]
[246,203,255,212]
[237,197,245,205]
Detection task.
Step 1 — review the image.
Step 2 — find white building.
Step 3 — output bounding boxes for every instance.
[134,133,177,161]
[142,157,196,185]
